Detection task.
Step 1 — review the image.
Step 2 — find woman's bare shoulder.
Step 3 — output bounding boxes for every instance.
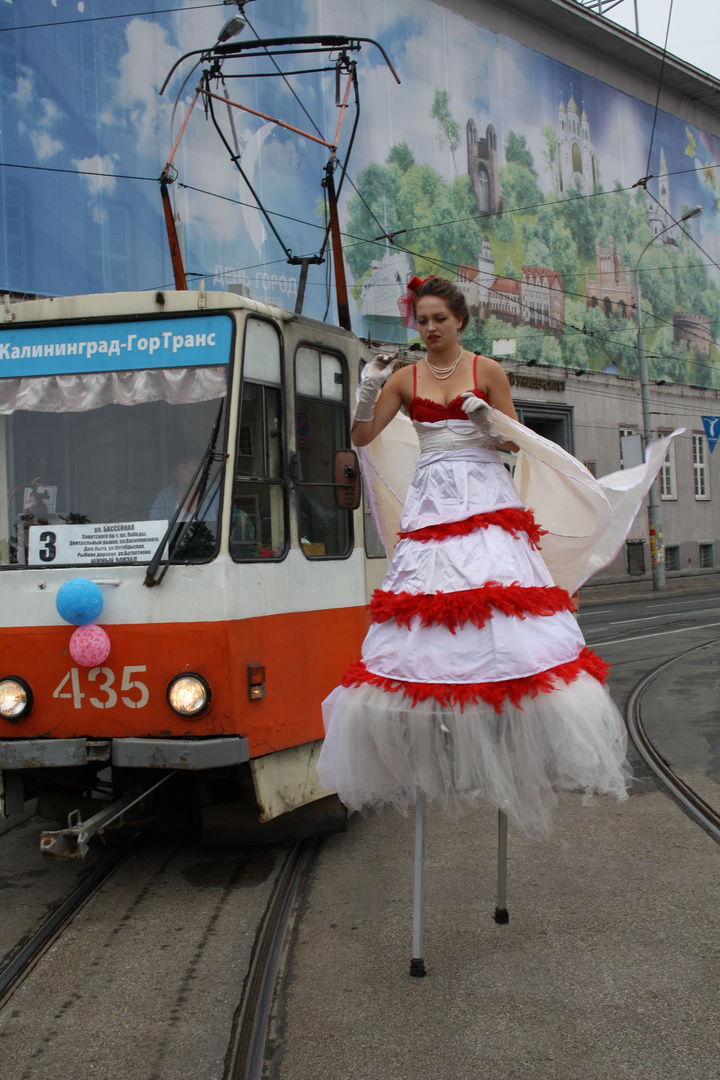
[473,352,510,386]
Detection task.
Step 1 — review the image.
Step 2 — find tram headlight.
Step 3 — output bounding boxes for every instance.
[0,677,33,721]
[167,674,211,717]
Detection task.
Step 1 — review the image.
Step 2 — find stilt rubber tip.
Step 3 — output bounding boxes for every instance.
[410,957,427,977]
[493,907,509,925]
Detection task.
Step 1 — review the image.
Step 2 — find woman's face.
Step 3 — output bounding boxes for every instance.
[415,295,462,350]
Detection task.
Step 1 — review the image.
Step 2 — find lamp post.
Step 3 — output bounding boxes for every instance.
[636,203,703,590]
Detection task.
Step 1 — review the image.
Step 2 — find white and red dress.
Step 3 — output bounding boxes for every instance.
[317,359,638,834]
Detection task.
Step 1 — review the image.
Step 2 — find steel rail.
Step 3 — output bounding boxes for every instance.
[626,638,720,846]
[225,837,316,1080]
[0,831,143,1009]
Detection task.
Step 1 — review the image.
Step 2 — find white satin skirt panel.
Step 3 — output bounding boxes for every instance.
[385,526,556,595]
[362,608,586,685]
[400,447,524,533]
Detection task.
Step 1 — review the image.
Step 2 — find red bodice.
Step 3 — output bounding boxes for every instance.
[407,354,488,422]
[407,390,488,423]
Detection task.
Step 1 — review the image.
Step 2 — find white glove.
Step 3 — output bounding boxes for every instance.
[354,352,397,422]
[460,393,499,439]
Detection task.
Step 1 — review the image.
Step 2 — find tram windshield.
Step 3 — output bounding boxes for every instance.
[0,363,228,568]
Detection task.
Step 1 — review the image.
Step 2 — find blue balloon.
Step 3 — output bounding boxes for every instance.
[56,578,104,626]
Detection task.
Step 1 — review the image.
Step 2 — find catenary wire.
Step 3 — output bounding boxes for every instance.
[0,4,225,34]
[645,0,675,179]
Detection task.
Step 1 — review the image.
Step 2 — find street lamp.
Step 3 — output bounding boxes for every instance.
[636,203,703,590]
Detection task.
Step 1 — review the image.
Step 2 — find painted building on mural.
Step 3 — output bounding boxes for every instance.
[520,266,565,335]
[585,239,636,319]
[466,120,503,216]
[553,92,598,196]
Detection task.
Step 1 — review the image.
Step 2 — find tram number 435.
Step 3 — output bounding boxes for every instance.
[53,666,149,710]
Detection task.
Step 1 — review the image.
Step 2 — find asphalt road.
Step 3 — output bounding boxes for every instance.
[579,589,720,808]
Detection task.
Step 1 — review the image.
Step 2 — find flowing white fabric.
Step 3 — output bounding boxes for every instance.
[0,366,227,414]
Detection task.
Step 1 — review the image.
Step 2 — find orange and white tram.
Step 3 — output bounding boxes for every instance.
[0,288,386,855]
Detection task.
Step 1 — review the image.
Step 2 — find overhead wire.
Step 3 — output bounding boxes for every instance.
[243,12,326,142]
[0,4,225,34]
[644,0,675,179]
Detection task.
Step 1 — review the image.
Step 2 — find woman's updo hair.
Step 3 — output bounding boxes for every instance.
[412,276,470,333]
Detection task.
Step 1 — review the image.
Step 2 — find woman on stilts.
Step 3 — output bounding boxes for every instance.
[317,274,673,974]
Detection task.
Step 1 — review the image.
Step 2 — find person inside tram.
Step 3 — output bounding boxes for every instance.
[151,456,219,558]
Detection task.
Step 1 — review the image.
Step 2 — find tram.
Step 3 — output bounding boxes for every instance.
[0,287,386,856]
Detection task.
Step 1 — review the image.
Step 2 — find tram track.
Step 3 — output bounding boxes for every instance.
[225,837,317,1080]
[0,830,143,1011]
[626,639,720,846]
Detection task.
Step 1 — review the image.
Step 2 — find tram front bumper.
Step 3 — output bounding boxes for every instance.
[0,736,250,771]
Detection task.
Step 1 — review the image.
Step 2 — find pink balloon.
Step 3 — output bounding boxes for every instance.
[69,624,111,667]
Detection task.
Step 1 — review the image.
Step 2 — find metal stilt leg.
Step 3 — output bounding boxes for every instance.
[494,808,509,924]
[410,794,427,976]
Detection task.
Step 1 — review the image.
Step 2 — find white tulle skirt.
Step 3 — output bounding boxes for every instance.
[317,435,633,834]
[319,675,631,834]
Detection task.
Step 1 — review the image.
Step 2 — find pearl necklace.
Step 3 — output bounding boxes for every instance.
[425,347,464,380]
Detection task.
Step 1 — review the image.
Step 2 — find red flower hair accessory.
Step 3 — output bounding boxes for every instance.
[397,274,434,329]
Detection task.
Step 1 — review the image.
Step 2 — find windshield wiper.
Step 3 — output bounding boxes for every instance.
[144,400,228,587]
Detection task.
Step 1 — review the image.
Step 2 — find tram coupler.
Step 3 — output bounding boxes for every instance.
[40,773,174,860]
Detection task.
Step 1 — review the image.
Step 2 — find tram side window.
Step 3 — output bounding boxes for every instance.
[295,346,351,559]
[231,318,286,561]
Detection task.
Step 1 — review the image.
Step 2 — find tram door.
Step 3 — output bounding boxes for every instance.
[294,345,351,559]
[230,316,286,561]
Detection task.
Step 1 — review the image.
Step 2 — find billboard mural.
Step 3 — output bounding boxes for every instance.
[1,0,720,387]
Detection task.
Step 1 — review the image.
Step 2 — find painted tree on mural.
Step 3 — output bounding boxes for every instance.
[344,143,482,288]
[345,101,720,386]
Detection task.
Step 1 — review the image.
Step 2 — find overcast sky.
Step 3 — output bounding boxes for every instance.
[602,0,720,81]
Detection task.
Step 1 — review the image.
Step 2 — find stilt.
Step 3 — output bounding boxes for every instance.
[493,808,510,924]
[410,793,427,976]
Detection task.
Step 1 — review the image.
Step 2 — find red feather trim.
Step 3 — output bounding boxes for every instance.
[398,508,546,549]
[341,648,609,713]
[370,582,574,632]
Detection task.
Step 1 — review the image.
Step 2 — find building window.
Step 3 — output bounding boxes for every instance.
[477,166,490,213]
[619,428,642,469]
[693,434,710,499]
[658,436,677,500]
[571,142,582,175]
[699,543,714,569]
[664,545,681,572]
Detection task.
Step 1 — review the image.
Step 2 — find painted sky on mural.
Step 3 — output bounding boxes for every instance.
[1,0,720,383]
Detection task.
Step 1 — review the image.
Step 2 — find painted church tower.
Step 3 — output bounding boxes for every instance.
[554,90,597,196]
[647,147,676,242]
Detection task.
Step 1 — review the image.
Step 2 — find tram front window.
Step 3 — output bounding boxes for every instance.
[0,365,228,568]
